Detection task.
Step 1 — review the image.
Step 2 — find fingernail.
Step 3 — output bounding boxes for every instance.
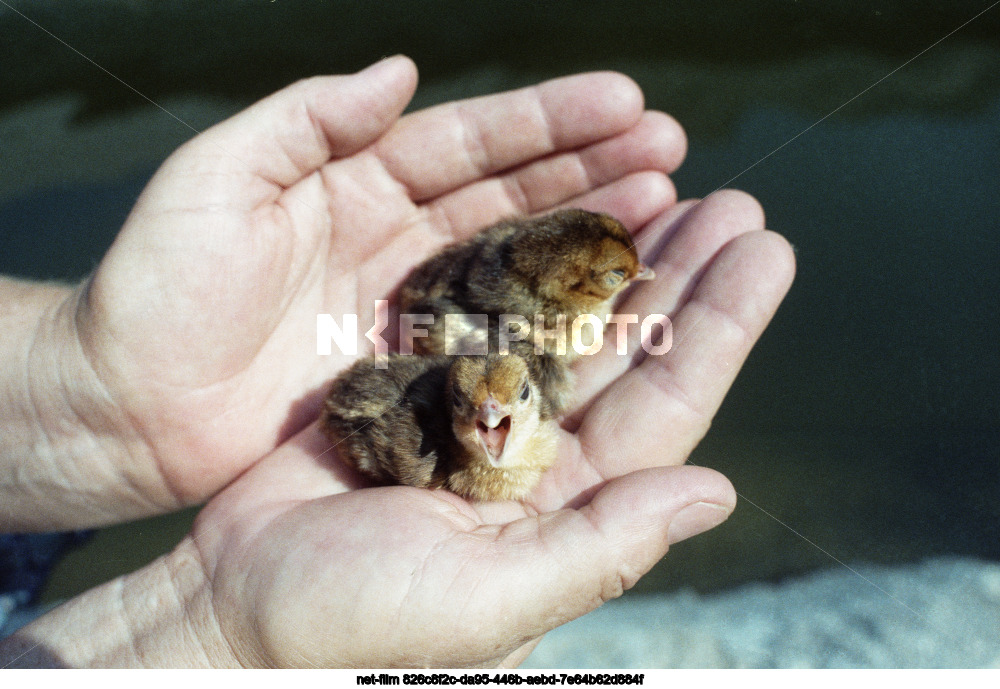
[667,501,732,545]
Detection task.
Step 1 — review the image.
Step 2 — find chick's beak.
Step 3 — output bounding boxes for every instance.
[476,395,512,467]
[634,264,656,281]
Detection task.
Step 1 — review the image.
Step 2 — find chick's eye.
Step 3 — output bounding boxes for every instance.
[602,268,626,287]
[452,387,463,408]
[519,382,531,401]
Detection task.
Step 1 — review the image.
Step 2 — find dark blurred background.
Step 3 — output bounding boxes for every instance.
[1,0,997,602]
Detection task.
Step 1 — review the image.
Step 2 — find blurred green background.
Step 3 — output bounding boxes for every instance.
[1,0,997,602]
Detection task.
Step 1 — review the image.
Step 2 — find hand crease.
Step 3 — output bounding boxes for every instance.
[456,104,493,179]
[528,85,559,154]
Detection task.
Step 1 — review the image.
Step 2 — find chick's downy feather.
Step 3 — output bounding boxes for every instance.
[320,353,456,490]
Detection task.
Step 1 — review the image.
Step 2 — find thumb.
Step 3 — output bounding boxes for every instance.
[162,55,419,190]
[487,465,735,641]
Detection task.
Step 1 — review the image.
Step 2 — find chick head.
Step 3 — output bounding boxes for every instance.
[510,209,654,310]
[448,353,544,469]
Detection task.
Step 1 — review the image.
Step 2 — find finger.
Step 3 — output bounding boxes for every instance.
[476,466,734,647]
[632,189,767,317]
[633,197,701,261]
[558,172,677,234]
[570,190,767,415]
[420,171,676,251]
[373,71,648,203]
[420,110,686,233]
[578,110,687,182]
[156,56,419,198]
[579,229,796,477]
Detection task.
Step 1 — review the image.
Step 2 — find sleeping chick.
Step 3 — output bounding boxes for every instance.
[398,209,654,415]
[320,352,557,501]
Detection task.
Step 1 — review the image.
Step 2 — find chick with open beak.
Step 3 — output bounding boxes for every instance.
[320,352,558,502]
[447,353,558,501]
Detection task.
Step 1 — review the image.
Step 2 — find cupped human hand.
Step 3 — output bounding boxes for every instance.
[64,55,687,515]
[188,414,736,668]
